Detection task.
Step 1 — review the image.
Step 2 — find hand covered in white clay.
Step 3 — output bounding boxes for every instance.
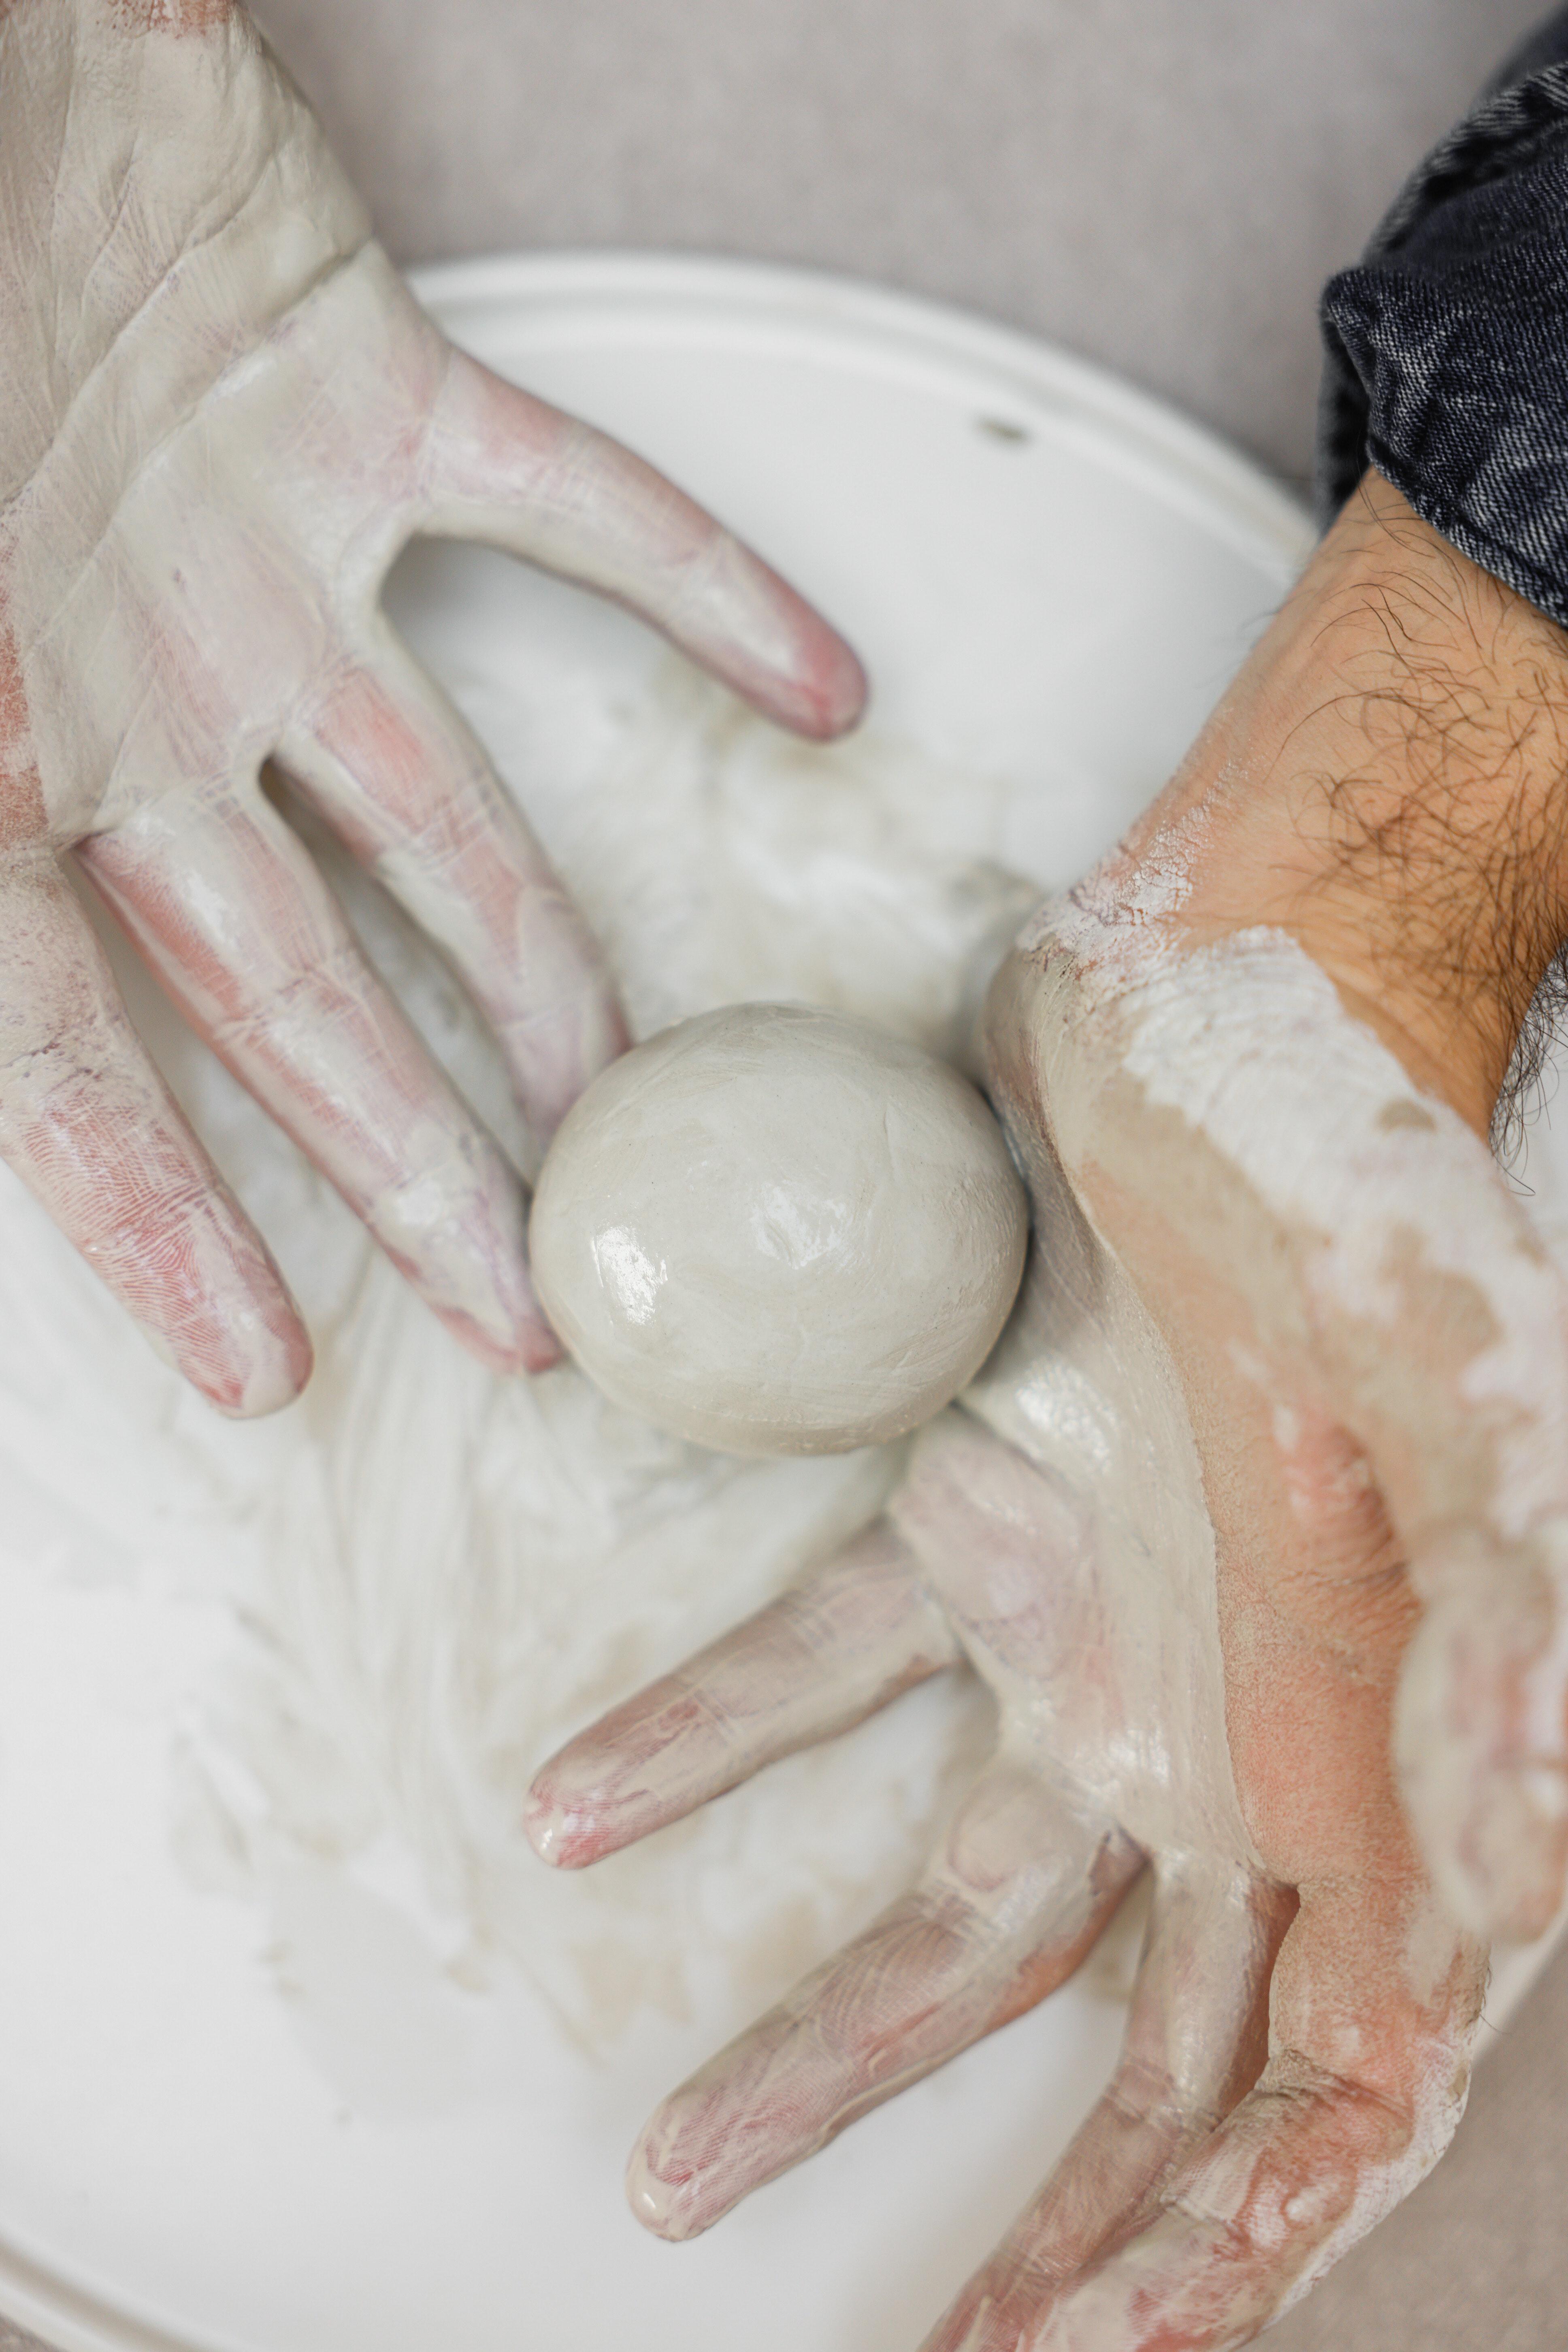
[526,473,1568,2349]
[0,0,863,1413]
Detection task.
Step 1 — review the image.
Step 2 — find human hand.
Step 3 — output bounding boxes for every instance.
[0,0,863,1414]
[524,471,1568,2348]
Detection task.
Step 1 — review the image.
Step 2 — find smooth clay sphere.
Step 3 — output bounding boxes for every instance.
[528,1003,1028,1455]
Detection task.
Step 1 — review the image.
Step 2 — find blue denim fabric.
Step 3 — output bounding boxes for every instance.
[1317,7,1568,633]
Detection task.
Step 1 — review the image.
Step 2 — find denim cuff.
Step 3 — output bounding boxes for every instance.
[1317,11,1568,634]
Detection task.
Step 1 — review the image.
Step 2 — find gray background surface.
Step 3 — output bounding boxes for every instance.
[18,5,1567,2348]
[257,0,1547,489]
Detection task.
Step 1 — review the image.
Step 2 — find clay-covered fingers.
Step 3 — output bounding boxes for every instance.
[0,861,308,1414]
[279,632,626,1146]
[920,1862,1293,2352]
[626,1767,1141,2243]
[983,1878,1483,2352]
[78,780,556,1374]
[418,346,867,741]
[526,1519,961,1867]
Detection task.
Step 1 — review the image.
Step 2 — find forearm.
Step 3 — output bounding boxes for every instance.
[1133,467,1568,1141]
[1190,14,1568,1142]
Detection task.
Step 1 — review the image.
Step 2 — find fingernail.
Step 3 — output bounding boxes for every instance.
[790,628,869,741]
[372,1129,562,1374]
[521,1775,587,1868]
[422,1270,559,1378]
[523,1745,634,1867]
[521,1785,566,1866]
[223,1311,315,1417]
[157,1268,313,1418]
[625,2131,708,2243]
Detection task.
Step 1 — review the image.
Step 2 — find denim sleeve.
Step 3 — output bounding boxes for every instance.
[1317,6,1568,632]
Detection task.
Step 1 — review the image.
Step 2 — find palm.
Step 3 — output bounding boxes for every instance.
[0,2,860,1412]
[517,872,1568,2349]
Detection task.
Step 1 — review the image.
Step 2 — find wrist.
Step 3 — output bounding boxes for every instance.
[1137,470,1568,1138]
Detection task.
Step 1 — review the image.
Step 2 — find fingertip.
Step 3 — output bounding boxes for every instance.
[522,1775,579,1867]
[228,1314,315,1417]
[443,1292,564,1379]
[751,614,868,745]
[194,1328,313,1419]
[523,1748,623,1867]
[376,1142,566,1378]
[521,1314,567,1375]
[625,2135,710,2243]
[521,1792,565,1866]
[144,1258,313,1418]
[781,628,869,743]
[681,537,869,744]
[816,634,871,739]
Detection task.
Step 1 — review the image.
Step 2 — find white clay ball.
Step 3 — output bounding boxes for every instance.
[528,1002,1028,1456]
